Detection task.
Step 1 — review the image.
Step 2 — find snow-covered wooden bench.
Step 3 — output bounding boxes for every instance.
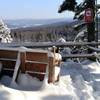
[0,47,62,83]
[0,48,48,82]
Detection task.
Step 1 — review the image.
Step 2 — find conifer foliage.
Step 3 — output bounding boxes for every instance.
[0,19,12,43]
[58,0,77,13]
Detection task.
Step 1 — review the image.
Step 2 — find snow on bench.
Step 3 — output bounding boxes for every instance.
[0,48,48,82]
[0,47,62,83]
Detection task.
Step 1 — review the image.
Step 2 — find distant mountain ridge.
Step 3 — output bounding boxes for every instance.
[4,18,73,29]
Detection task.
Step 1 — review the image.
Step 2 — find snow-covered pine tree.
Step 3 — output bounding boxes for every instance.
[0,19,12,43]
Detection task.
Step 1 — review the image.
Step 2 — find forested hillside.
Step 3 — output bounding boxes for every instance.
[11,21,78,42]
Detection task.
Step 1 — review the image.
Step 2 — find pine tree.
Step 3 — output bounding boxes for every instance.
[58,0,77,13]
[58,0,100,53]
[0,19,12,43]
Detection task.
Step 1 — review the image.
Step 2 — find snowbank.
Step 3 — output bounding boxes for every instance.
[16,73,43,91]
[0,60,100,100]
[61,60,100,100]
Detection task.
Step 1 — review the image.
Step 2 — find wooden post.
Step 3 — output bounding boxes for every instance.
[11,52,21,84]
[20,51,26,73]
[48,57,54,83]
[48,46,56,83]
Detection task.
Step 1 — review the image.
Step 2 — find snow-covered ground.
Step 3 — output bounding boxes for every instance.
[0,59,100,100]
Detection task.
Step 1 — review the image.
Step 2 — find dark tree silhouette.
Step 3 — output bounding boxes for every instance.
[58,0,77,13]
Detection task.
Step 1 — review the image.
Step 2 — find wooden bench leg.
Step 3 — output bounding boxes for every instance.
[11,52,21,84]
[48,57,55,83]
[20,52,26,73]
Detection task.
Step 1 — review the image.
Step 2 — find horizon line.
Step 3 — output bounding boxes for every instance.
[3,17,73,20]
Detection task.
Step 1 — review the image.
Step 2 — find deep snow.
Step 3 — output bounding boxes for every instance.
[0,60,100,100]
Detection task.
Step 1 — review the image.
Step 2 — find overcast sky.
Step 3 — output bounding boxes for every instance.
[0,0,99,20]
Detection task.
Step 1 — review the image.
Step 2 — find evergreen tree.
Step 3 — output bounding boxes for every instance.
[58,0,100,53]
[0,19,12,43]
[58,0,77,13]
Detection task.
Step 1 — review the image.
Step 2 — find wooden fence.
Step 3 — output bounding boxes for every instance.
[0,41,100,48]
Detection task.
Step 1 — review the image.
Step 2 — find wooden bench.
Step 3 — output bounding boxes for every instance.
[0,47,61,83]
[0,48,48,82]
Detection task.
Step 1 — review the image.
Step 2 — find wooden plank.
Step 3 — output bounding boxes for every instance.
[26,52,48,63]
[0,50,18,59]
[25,63,47,73]
[20,52,26,73]
[62,53,98,58]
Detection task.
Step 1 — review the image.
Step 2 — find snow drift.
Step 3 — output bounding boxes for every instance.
[0,59,100,100]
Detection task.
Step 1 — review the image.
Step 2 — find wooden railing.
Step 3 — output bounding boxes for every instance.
[0,41,100,48]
